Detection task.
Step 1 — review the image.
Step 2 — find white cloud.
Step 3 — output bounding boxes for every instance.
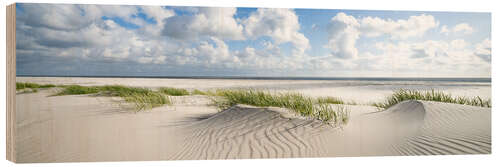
[326,12,360,59]
[474,38,491,61]
[243,8,310,55]
[453,23,475,34]
[450,39,468,49]
[16,3,181,65]
[440,23,475,35]
[360,14,439,39]
[138,6,176,37]
[138,55,166,64]
[18,4,95,31]
[15,4,490,77]
[440,25,450,35]
[140,6,175,25]
[162,7,244,40]
[326,13,439,59]
[368,39,488,75]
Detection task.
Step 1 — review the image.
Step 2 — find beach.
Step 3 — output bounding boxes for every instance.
[14,77,491,162]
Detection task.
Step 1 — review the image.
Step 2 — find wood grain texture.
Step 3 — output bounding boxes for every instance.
[6,3,16,162]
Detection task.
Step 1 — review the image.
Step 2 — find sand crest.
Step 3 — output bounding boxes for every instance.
[317,100,491,156]
[173,105,331,160]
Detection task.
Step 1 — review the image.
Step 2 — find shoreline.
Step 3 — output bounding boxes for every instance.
[16,75,492,82]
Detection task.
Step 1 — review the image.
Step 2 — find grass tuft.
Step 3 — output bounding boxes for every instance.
[123,91,170,111]
[317,97,345,104]
[16,82,56,90]
[158,87,190,96]
[374,89,491,109]
[211,89,350,124]
[191,89,208,95]
[55,85,170,112]
[55,85,100,95]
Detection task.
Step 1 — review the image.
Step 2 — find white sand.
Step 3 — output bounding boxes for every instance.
[16,89,218,162]
[14,77,491,162]
[318,101,490,156]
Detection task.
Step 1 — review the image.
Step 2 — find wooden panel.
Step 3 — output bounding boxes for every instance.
[6,3,16,162]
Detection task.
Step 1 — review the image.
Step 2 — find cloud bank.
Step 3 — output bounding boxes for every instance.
[16,4,491,77]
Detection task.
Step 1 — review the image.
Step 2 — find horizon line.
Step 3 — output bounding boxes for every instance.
[16,75,492,81]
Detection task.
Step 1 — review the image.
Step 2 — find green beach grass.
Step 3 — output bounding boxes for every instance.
[373,89,491,109]
[55,85,171,112]
[317,97,344,104]
[191,89,208,95]
[17,82,489,119]
[158,87,190,96]
[210,89,349,124]
[16,82,56,91]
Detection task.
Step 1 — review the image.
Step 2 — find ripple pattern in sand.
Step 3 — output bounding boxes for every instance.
[390,101,491,155]
[172,106,333,160]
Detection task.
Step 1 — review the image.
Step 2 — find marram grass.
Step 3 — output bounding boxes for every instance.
[158,87,190,96]
[123,91,170,111]
[211,89,350,125]
[191,89,208,95]
[373,89,491,109]
[55,85,100,95]
[317,97,344,104]
[16,82,56,91]
[55,85,171,112]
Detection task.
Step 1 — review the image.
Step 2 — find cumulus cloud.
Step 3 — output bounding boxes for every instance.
[440,25,450,35]
[370,39,489,74]
[326,12,439,59]
[141,6,175,25]
[326,13,360,59]
[162,7,244,40]
[453,23,475,34]
[17,4,315,74]
[17,4,95,31]
[474,38,491,61]
[359,14,439,39]
[16,3,179,64]
[440,23,475,35]
[243,8,310,55]
[15,4,490,77]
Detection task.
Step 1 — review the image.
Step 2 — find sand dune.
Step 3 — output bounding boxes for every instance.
[173,105,330,160]
[392,101,491,155]
[170,100,490,159]
[15,89,218,162]
[317,100,491,156]
[15,88,490,162]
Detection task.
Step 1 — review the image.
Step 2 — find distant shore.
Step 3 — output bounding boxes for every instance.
[16,75,492,82]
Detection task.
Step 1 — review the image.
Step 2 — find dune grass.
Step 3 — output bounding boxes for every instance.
[16,82,56,91]
[158,87,190,96]
[211,89,349,124]
[317,97,344,104]
[191,89,208,95]
[122,91,169,111]
[373,89,491,109]
[55,85,170,111]
[55,85,100,95]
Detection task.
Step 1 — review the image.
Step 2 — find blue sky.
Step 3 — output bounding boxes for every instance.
[15,3,491,77]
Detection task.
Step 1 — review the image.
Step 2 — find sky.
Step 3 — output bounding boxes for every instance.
[15,3,491,78]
